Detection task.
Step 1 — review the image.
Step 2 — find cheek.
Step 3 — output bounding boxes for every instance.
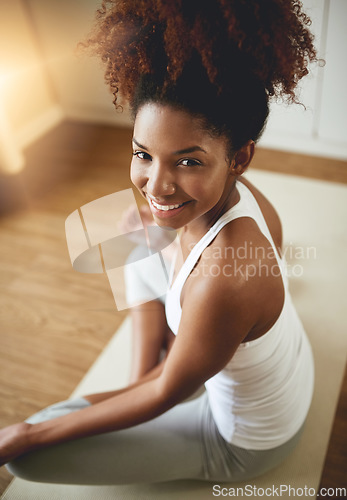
[188,174,226,202]
[188,183,205,200]
[130,161,143,188]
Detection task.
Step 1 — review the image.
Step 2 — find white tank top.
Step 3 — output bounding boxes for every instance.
[165,180,314,450]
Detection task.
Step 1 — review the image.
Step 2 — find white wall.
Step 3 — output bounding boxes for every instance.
[259,0,347,160]
[317,0,347,145]
[0,0,63,173]
[27,0,131,128]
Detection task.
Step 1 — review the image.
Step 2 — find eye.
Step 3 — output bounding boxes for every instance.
[133,151,152,161]
[180,158,201,167]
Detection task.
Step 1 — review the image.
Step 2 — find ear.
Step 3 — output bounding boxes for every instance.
[229,140,255,176]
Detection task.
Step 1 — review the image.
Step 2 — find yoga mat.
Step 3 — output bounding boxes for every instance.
[2,170,346,499]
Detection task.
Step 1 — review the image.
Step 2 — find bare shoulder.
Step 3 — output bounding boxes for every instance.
[238,176,283,256]
[182,212,285,342]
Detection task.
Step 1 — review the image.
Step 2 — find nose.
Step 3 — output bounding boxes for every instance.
[146,161,176,197]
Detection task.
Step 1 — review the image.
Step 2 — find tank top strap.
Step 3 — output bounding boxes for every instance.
[170,180,288,294]
[233,182,288,291]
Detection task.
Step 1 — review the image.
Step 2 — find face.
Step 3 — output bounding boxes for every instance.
[131,103,234,231]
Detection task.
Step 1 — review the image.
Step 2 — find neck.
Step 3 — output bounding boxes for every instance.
[182,177,239,242]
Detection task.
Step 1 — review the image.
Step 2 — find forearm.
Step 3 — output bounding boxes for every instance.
[27,377,171,453]
[84,356,166,405]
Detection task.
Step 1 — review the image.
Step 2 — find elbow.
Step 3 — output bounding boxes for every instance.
[155,375,203,412]
[153,381,177,415]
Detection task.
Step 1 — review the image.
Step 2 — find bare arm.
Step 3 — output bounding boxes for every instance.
[84,355,167,405]
[0,269,258,466]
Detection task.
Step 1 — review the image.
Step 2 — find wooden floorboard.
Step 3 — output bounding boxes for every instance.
[0,121,346,494]
[0,122,132,492]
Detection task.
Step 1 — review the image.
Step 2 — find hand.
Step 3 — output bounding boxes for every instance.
[0,422,32,466]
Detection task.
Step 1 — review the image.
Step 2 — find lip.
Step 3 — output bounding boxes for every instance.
[147,196,191,219]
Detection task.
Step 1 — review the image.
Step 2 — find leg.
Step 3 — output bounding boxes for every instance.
[124,245,173,383]
[6,395,207,485]
[129,300,174,383]
[6,394,305,485]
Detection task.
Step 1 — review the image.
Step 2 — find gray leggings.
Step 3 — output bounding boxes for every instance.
[6,392,304,485]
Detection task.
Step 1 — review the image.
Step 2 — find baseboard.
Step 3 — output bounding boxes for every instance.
[259,132,347,161]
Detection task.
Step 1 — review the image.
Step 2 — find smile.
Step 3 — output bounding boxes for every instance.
[147,196,191,219]
[150,200,184,211]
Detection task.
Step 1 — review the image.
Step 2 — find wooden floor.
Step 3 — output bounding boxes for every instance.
[0,121,346,496]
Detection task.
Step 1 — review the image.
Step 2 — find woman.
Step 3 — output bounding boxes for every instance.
[1,0,318,484]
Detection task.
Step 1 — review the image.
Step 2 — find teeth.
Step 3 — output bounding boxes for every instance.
[151,200,183,211]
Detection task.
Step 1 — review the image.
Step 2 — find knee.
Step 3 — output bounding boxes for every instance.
[124,246,157,306]
[5,444,68,484]
[25,398,91,425]
[124,246,170,307]
[6,458,26,480]
[6,454,40,482]
[5,399,91,484]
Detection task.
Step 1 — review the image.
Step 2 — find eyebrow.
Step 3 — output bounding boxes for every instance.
[132,138,207,155]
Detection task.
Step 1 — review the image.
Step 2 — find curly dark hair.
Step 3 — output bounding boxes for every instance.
[85,0,318,152]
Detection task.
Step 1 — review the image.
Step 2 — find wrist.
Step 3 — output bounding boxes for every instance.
[26,419,58,452]
[25,408,88,449]
[0,422,35,465]
[25,422,42,453]
[20,422,34,449]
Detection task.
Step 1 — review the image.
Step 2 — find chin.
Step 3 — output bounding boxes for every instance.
[153,217,182,230]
